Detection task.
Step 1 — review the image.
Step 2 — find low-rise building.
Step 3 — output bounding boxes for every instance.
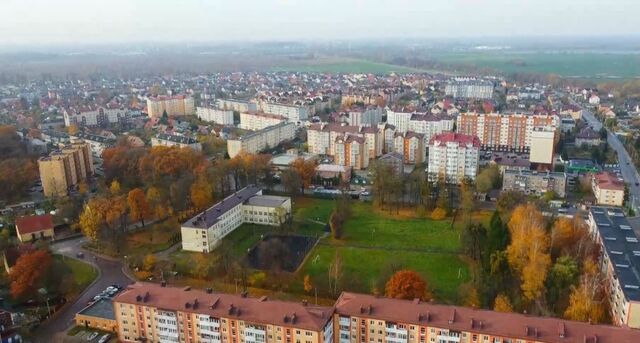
[227,122,296,158]
[151,133,202,151]
[567,159,599,174]
[502,169,567,197]
[240,112,287,131]
[75,298,117,332]
[377,152,404,175]
[428,133,480,184]
[181,186,291,252]
[588,207,640,329]
[15,214,54,243]
[63,104,130,128]
[592,172,625,207]
[70,132,115,157]
[113,282,335,343]
[196,106,234,125]
[576,127,602,147]
[315,164,351,184]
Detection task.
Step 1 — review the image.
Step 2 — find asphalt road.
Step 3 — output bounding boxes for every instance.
[34,237,133,342]
[579,103,640,212]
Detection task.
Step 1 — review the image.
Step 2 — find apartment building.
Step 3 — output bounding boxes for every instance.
[445,78,494,99]
[587,207,640,329]
[335,135,369,170]
[151,133,202,152]
[63,104,130,127]
[529,127,556,165]
[113,282,334,343]
[393,132,426,164]
[456,112,559,151]
[227,122,296,158]
[386,110,413,133]
[502,169,567,198]
[38,141,93,197]
[334,292,640,343]
[216,99,258,113]
[260,102,309,123]
[427,133,480,184]
[592,172,625,207]
[181,186,291,252]
[347,107,383,127]
[307,123,382,161]
[147,95,195,118]
[196,107,235,125]
[377,123,396,155]
[240,112,287,131]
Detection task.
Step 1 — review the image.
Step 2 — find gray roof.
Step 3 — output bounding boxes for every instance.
[590,207,640,301]
[78,298,115,320]
[156,133,197,144]
[183,186,261,229]
[244,195,288,208]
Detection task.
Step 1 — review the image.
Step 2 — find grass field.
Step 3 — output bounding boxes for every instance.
[54,255,98,295]
[270,58,423,74]
[428,51,640,79]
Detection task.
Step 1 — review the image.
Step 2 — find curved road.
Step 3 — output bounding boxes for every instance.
[35,237,133,342]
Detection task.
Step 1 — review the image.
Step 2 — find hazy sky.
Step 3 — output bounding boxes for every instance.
[1,0,638,45]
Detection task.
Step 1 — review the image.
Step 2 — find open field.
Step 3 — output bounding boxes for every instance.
[54,255,98,295]
[427,51,640,79]
[270,58,423,74]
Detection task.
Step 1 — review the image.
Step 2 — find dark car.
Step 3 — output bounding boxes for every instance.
[76,252,84,258]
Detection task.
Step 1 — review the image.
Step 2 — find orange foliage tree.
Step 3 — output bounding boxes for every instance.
[291,158,317,193]
[9,249,53,299]
[385,270,431,301]
[564,260,608,323]
[128,188,151,226]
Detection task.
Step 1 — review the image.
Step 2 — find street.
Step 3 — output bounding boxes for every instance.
[34,237,133,342]
[579,103,640,213]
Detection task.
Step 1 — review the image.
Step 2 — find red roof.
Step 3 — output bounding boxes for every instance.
[429,132,480,148]
[593,172,625,191]
[15,214,53,235]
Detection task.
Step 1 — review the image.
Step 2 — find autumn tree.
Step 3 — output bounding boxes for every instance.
[128,188,151,226]
[476,164,500,193]
[461,223,487,262]
[109,180,122,195]
[551,216,589,257]
[493,294,513,312]
[564,260,607,323]
[506,203,551,302]
[496,190,527,219]
[291,157,317,193]
[431,207,447,220]
[328,251,343,296]
[385,270,431,301]
[304,274,314,293]
[143,254,157,272]
[191,176,214,211]
[459,179,475,224]
[9,249,53,299]
[547,256,580,313]
[281,168,302,197]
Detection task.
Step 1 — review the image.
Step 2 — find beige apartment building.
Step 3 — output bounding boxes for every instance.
[528,127,556,165]
[147,95,195,118]
[334,135,369,170]
[592,172,625,207]
[38,141,93,197]
[113,282,334,343]
[427,133,480,184]
[227,122,296,158]
[240,112,287,131]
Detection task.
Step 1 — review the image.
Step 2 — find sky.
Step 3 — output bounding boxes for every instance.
[1,0,639,45]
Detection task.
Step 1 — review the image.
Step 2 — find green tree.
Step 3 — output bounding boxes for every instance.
[461,223,487,262]
[547,256,580,313]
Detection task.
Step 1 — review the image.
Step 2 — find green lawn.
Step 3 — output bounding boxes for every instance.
[54,255,98,294]
[270,58,423,74]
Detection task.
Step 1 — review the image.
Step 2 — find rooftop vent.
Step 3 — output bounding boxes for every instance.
[448,309,456,324]
[183,286,191,291]
[206,288,213,294]
[558,323,566,338]
[241,291,248,298]
[260,296,268,302]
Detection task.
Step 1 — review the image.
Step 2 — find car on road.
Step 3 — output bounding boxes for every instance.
[86,332,99,341]
[76,252,84,258]
[98,333,111,343]
[636,182,639,186]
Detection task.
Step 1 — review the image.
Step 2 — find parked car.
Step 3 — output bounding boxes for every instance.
[76,252,84,258]
[98,334,111,343]
[86,332,99,341]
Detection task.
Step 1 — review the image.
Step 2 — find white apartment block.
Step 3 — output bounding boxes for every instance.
[445,78,494,99]
[63,105,130,127]
[407,114,455,143]
[196,106,235,125]
[592,172,625,207]
[240,112,287,131]
[259,102,309,123]
[181,186,291,253]
[588,207,640,329]
[428,133,481,184]
[227,122,296,158]
[457,112,559,151]
[529,127,556,165]
[216,99,258,113]
[307,123,381,163]
[147,95,195,117]
[386,110,413,133]
[151,133,202,151]
[347,107,383,127]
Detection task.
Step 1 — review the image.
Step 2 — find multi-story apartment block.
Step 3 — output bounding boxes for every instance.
[386,110,413,133]
[347,107,383,127]
[529,127,556,165]
[38,141,93,197]
[334,135,369,170]
[334,292,640,343]
[592,172,625,207]
[502,169,567,198]
[70,132,115,157]
[181,186,291,252]
[456,112,559,152]
[407,114,455,143]
[63,104,130,127]
[240,112,287,131]
[227,122,296,158]
[147,95,195,118]
[588,207,640,329]
[377,123,396,155]
[445,78,494,99]
[427,133,480,184]
[393,132,426,164]
[308,124,381,159]
[259,102,309,123]
[216,99,258,113]
[113,282,334,343]
[151,133,202,152]
[196,106,235,125]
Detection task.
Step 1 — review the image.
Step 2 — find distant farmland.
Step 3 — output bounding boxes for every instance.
[426,51,640,80]
[269,57,423,74]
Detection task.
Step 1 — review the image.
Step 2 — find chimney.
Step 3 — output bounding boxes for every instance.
[260,296,268,302]
[161,281,167,287]
[525,326,530,336]
[301,299,308,306]
[448,309,456,324]
[479,321,484,329]
[558,323,566,338]
[241,291,248,298]
[183,286,191,291]
[206,288,213,294]
[470,319,474,329]
[135,295,142,302]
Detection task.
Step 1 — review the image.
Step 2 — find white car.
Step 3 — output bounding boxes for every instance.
[98,334,111,343]
[86,332,99,341]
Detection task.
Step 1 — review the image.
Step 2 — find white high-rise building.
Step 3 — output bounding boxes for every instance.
[196,106,234,125]
[428,133,481,184]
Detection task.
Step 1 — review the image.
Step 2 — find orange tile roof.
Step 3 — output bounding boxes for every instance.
[15,214,53,235]
[593,172,625,191]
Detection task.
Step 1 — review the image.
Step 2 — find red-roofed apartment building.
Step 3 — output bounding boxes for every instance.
[15,214,54,243]
[592,172,625,207]
[428,133,480,184]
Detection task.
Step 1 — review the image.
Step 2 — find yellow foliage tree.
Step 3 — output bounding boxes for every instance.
[493,294,513,312]
[191,177,213,211]
[143,254,156,272]
[431,207,448,220]
[564,260,607,323]
[109,180,121,195]
[304,274,313,293]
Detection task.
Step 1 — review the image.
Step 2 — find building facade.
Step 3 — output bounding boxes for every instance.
[15,214,54,243]
[38,141,93,197]
[196,107,235,125]
[445,79,494,99]
[529,127,556,165]
[502,169,567,198]
[240,112,287,131]
[113,282,334,343]
[456,112,559,151]
[592,172,625,207]
[427,133,480,184]
[216,99,258,113]
[63,104,130,127]
[227,122,296,158]
[259,102,309,123]
[151,133,202,151]
[393,132,426,164]
[307,123,382,165]
[147,95,195,117]
[181,186,291,252]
